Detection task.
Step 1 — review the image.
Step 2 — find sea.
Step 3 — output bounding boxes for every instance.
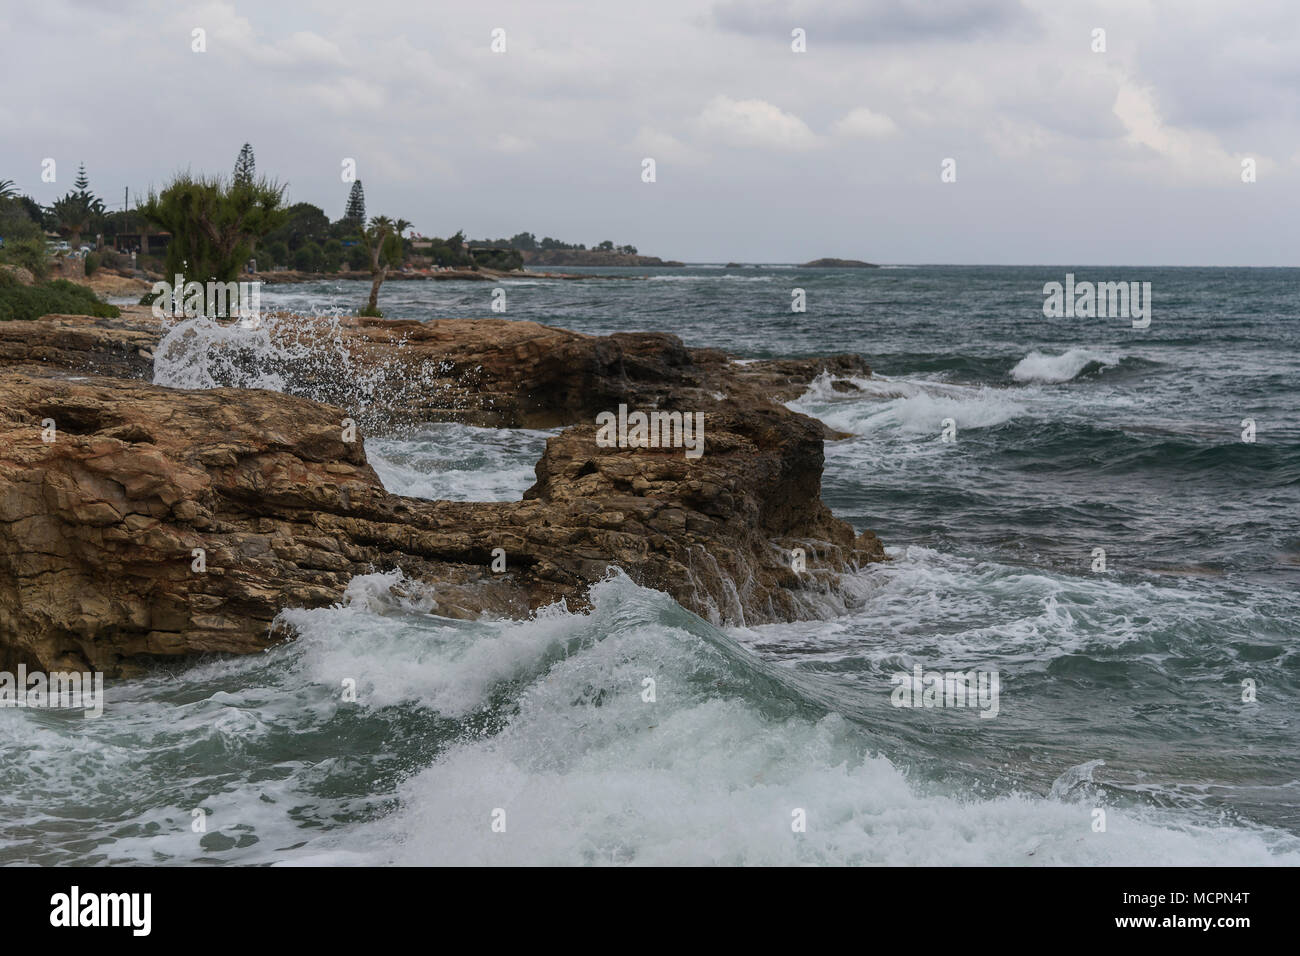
[3,264,1298,865]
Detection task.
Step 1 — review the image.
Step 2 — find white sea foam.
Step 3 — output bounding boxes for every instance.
[330,573,1298,866]
[648,274,773,282]
[4,569,1295,866]
[1010,348,1122,384]
[789,372,1026,436]
[367,423,554,501]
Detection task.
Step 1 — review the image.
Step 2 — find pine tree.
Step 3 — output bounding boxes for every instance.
[51,164,103,250]
[233,144,256,187]
[140,172,288,312]
[344,180,366,225]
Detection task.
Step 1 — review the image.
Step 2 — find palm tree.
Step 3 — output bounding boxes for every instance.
[50,165,105,250]
[359,215,411,316]
[0,180,16,199]
[50,191,104,251]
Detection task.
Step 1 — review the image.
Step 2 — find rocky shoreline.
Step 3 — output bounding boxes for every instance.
[0,306,882,675]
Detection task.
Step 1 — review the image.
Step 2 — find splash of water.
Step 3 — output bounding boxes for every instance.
[151,311,460,435]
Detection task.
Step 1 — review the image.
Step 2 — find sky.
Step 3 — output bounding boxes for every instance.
[3,0,1297,264]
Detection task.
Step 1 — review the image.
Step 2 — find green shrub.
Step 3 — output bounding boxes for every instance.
[100,248,130,271]
[0,274,120,322]
[0,238,51,280]
[84,252,100,276]
[292,241,322,273]
[264,240,289,269]
[346,243,369,271]
[321,238,344,273]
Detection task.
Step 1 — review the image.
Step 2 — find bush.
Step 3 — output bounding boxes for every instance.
[100,248,131,272]
[346,243,369,271]
[292,241,322,273]
[321,239,344,273]
[0,274,121,322]
[0,238,51,280]
[264,240,289,269]
[84,252,100,276]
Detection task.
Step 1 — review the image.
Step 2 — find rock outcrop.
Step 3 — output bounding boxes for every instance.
[0,307,883,674]
[1,307,870,430]
[801,258,879,268]
[0,265,36,286]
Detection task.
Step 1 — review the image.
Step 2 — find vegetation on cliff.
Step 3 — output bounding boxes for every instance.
[0,270,119,322]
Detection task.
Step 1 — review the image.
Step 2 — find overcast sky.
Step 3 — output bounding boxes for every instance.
[5,0,1297,264]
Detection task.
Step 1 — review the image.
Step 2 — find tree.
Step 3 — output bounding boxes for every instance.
[509,231,537,251]
[343,181,366,225]
[293,241,322,272]
[139,172,287,314]
[50,164,105,250]
[345,243,369,270]
[0,195,43,245]
[357,215,410,316]
[233,144,256,187]
[263,202,330,250]
[264,240,290,269]
[0,184,49,278]
[321,238,344,273]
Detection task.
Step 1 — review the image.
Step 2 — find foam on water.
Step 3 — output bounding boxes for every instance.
[648,274,773,282]
[366,423,553,501]
[1010,348,1123,384]
[329,574,1299,865]
[3,566,1295,866]
[789,372,1027,435]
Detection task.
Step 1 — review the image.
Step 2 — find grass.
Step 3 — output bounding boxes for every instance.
[0,271,120,322]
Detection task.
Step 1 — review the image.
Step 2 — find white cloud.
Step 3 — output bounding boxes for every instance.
[1112,77,1269,184]
[490,133,534,154]
[4,0,1298,263]
[833,107,898,139]
[633,127,706,166]
[695,96,820,151]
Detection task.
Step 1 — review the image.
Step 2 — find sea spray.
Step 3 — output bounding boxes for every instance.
[151,310,457,434]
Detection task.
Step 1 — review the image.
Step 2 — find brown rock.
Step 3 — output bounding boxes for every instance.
[0,308,885,674]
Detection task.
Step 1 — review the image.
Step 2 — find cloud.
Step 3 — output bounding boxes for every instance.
[833,107,898,139]
[490,133,534,154]
[4,0,1298,264]
[695,96,819,150]
[1112,77,1269,184]
[633,127,707,165]
[712,0,1033,44]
